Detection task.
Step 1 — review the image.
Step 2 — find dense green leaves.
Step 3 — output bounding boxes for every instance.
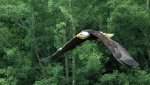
[0,0,150,85]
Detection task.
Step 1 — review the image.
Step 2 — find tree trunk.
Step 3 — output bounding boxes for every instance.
[146,0,150,59]
[31,7,44,70]
[147,49,150,59]
[146,0,149,10]
[71,19,76,85]
[65,24,71,85]
[68,0,76,84]
[72,45,76,85]
[65,53,69,85]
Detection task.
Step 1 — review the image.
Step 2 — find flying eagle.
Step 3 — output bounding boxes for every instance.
[45,29,139,66]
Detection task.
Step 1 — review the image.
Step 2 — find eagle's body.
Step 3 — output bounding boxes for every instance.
[44,29,139,67]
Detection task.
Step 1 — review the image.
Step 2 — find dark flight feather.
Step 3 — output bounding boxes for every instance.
[108,39,139,66]
[51,37,87,60]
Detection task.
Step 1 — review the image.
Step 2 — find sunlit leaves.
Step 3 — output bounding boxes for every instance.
[0,1,28,20]
[0,67,17,85]
[96,69,150,85]
[0,0,150,85]
[72,42,105,84]
[34,64,65,85]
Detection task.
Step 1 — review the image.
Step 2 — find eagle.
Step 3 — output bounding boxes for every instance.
[44,29,139,66]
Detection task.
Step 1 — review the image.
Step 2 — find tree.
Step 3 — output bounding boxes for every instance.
[0,0,150,85]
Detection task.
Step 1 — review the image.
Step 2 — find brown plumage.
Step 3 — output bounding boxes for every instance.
[43,29,139,66]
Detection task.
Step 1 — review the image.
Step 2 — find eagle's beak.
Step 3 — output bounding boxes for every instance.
[76,34,80,38]
[103,33,114,38]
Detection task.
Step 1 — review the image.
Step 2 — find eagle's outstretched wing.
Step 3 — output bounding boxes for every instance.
[109,39,139,66]
[50,37,87,60]
[87,30,139,66]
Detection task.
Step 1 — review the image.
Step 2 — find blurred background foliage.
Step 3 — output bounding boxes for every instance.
[0,0,150,85]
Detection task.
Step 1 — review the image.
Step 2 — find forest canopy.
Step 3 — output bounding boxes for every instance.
[0,0,150,85]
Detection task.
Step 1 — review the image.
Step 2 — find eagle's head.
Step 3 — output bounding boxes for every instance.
[76,31,90,39]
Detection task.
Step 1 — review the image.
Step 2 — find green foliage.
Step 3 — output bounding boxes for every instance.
[33,64,65,85]
[0,66,17,85]
[95,69,150,85]
[0,0,150,85]
[74,42,104,84]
